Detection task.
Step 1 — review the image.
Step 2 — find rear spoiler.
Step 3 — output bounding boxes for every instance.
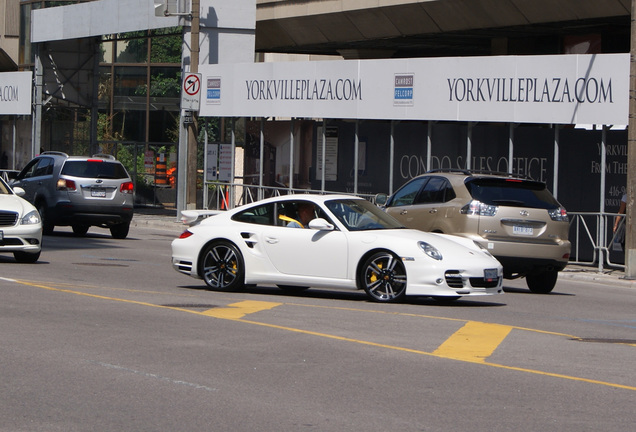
[180,209,222,226]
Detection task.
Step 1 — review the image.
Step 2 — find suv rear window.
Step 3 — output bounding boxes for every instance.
[465,178,560,210]
[61,161,129,179]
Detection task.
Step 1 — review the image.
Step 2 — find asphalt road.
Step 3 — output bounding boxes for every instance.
[0,223,635,431]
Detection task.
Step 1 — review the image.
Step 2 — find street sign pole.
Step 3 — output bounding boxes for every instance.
[186,0,200,210]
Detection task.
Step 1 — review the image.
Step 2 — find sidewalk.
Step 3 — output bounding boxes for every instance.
[560,264,635,288]
[130,207,636,289]
[131,206,183,231]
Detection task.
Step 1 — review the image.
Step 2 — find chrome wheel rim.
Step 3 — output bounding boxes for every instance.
[363,253,407,301]
[203,244,239,289]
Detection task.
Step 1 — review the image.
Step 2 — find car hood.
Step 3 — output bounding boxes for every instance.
[0,194,35,215]
[358,228,499,261]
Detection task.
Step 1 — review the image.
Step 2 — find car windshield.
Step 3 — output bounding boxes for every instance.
[325,198,405,231]
[61,160,129,179]
[465,178,560,209]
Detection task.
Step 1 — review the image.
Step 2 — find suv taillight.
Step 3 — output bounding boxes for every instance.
[120,181,134,194]
[460,200,498,216]
[548,207,569,222]
[57,178,76,191]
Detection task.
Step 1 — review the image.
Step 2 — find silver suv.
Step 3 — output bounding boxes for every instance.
[12,152,134,238]
[376,170,571,293]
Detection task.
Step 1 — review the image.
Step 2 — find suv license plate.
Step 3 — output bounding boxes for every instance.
[484,268,498,281]
[513,225,533,236]
[91,189,106,198]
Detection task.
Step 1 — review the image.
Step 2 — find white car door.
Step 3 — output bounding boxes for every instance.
[262,224,348,279]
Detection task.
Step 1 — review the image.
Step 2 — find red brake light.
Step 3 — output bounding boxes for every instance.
[179,230,193,239]
[86,159,103,163]
[505,178,523,182]
[120,181,134,194]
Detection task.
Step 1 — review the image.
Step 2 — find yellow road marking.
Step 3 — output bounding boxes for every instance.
[432,321,512,362]
[201,300,281,319]
[4,277,636,392]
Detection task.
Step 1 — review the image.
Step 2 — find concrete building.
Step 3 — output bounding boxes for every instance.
[0,0,632,267]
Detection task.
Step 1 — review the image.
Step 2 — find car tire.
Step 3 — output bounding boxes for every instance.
[200,240,245,291]
[358,251,407,302]
[110,222,130,239]
[72,224,90,236]
[36,202,54,235]
[14,251,40,263]
[526,270,559,294]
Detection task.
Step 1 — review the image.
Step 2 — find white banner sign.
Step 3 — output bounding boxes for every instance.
[0,72,32,115]
[197,54,629,125]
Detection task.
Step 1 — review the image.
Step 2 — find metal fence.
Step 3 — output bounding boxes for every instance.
[201,181,377,211]
[567,212,625,272]
[98,141,179,208]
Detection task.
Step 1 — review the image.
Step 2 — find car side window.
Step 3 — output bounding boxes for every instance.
[33,158,54,177]
[232,203,274,225]
[17,159,40,180]
[415,177,453,204]
[390,177,428,207]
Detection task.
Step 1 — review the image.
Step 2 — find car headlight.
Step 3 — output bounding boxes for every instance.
[418,241,443,260]
[21,210,41,225]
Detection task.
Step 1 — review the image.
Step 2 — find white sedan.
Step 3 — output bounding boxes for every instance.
[171,194,503,303]
[0,176,42,263]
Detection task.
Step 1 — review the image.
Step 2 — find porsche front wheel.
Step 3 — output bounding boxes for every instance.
[359,251,407,302]
[201,241,245,291]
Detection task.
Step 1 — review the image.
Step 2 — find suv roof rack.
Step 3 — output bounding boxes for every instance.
[91,153,116,160]
[40,151,69,157]
[426,168,528,180]
[426,168,471,175]
[467,169,529,180]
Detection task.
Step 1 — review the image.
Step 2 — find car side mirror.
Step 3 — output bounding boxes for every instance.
[12,186,25,197]
[308,218,334,231]
[375,193,388,206]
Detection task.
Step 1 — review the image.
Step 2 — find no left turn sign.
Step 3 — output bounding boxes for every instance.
[181,73,202,111]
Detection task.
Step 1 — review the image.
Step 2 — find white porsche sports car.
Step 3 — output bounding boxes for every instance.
[0,176,42,263]
[171,194,503,303]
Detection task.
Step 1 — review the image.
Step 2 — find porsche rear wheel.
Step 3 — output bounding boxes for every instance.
[359,251,407,302]
[201,241,245,291]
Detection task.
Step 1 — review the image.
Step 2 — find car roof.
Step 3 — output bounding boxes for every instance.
[424,169,530,181]
[237,193,366,208]
[40,152,119,162]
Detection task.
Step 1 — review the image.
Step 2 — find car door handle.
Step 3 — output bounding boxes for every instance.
[265,237,279,244]
[429,209,438,214]
[400,210,408,215]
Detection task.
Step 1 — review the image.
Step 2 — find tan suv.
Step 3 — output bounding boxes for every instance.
[376,169,571,293]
